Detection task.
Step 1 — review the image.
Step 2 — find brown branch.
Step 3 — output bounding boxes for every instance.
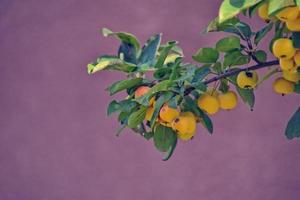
[185,60,279,95]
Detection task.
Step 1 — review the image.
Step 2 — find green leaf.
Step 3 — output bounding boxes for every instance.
[155,41,178,68]
[285,107,300,139]
[219,0,262,23]
[116,124,127,137]
[107,100,120,116]
[127,106,147,128]
[118,42,137,64]
[236,87,255,110]
[230,0,245,8]
[102,28,140,53]
[136,80,173,106]
[216,36,241,52]
[294,82,300,93]
[192,65,211,83]
[107,78,143,95]
[206,17,240,33]
[292,32,300,48]
[219,79,229,93]
[254,50,267,63]
[150,92,174,127]
[182,96,213,134]
[153,124,177,152]
[254,22,273,45]
[297,0,300,8]
[162,136,177,161]
[268,0,295,16]
[192,48,219,63]
[87,56,136,74]
[223,50,250,66]
[138,33,162,65]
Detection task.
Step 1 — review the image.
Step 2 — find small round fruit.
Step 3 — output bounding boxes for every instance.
[294,51,300,66]
[197,93,220,115]
[145,107,154,121]
[258,3,270,22]
[283,70,300,83]
[218,91,238,110]
[134,86,150,98]
[236,71,259,89]
[172,112,197,141]
[159,104,180,123]
[273,77,295,95]
[286,17,300,31]
[272,38,296,59]
[280,58,296,71]
[276,6,300,21]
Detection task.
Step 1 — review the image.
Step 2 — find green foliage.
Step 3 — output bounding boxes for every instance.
[254,50,267,63]
[192,48,219,63]
[87,56,136,74]
[223,50,250,66]
[107,78,143,95]
[102,28,140,53]
[127,106,147,128]
[219,0,262,23]
[254,22,273,45]
[138,33,162,65]
[153,124,177,152]
[87,0,300,160]
[216,36,241,52]
[285,107,300,139]
[292,32,300,48]
[268,0,296,16]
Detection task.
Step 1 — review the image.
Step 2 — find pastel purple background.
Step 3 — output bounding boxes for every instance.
[1,0,300,199]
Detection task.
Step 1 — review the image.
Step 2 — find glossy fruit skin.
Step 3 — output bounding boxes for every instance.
[272,38,296,59]
[145,107,154,121]
[276,6,300,21]
[286,17,300,31]
[218,91,238,110]
[283,70,300,83]
[258,3,270,21]
[159,104,180,123]
[273,77,295,95]
[134,86,150,98]
[280,58,296,71]
[197,93,220,115]
[172,112,196,141]
[236,71,259,89]
[294,51,300,66]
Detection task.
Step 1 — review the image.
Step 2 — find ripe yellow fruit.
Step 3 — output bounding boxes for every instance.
[145,107,154,121]
[272,38,296,59]
[286,17,300,31]
[294,51,300,66]
[276,6,300,21]
[283,70,300,83]
[218,91,238,110]
[172,112,197,141]
[258,3,270,21]
[197,93,220,115]
[273,77,295,95]
[159,104,180,123]
[236,71,259,89]
[280,58,296,71]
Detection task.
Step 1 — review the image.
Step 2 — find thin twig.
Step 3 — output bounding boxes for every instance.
[185,60,279,95]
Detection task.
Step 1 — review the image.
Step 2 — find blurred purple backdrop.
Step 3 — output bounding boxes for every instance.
[1,0,300,199]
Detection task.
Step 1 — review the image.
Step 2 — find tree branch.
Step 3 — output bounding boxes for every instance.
[185,60,279,95]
